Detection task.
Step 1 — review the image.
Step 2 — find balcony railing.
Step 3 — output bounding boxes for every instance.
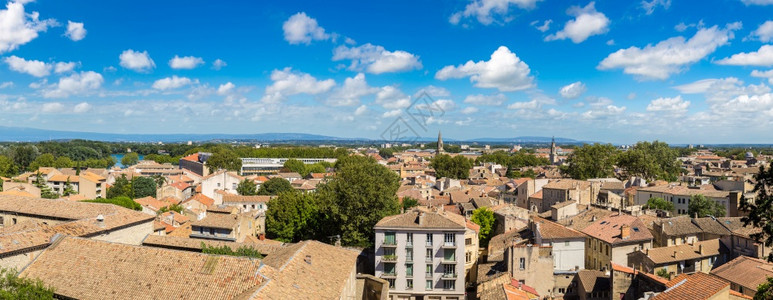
[406,241,413,248]
[425,272,433,279]
[425,256,433,263]
[382,255,398,262]
[382,239,397,247]
[442,257,457,264]
[442,242,456,248]
[381,271,397,278]
[441,273,457,279]
[426,241,433,246]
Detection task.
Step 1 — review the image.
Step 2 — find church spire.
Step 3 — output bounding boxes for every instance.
[437,130,444,154]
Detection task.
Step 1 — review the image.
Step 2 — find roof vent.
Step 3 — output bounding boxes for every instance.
[304,255,312,265]
[96,214,104,222]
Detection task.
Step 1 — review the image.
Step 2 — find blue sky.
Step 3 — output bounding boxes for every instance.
[1,0,773,144]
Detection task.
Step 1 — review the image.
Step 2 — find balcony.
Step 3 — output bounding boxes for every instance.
[406,241,413,248]
[382,255,398,262]
[425,256,433,263]
[441,273,457,279]
[425,272,433,279]
[382,239,397,247]
[441,242,457,249]
[441,257,457,264]
[381,271,397,278]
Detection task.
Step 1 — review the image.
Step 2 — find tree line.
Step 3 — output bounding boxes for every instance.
[562,141,682,181]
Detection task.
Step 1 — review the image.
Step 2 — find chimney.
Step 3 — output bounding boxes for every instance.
[621,224,631,240]
[418,212,425,225]
[259,234,265,241]
[673,251,677,258]
[698,244,704,255]
[304,255,312,265]
[96,214,106,228]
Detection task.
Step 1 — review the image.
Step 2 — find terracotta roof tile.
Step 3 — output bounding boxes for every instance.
[710,255,773,292]
[581,214,653,245]
[654,272,729,300]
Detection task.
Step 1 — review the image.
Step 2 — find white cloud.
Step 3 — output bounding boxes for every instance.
[212,59,227,70]
[646,95,690,113]
[449,0,542,25]
[545,2,609,43]
[376,86,411,109]
[716,45,773,66]
[742,0,773,5]
[64,21,86,41]
[217,82,235,95]
[752,69,773,84]
[333,43,422,74]
[606,39,615,45]
[41,102,63,113]
[414,85,451,98]
[559,81,586,99]
[582,104,626,119]
[599,23,741,80]
[674,22,689,32]
[283,12,329,45]
[0,1,57,54]
[433,99,457,111]
[54,61,76,73]
[261,68,335,103]
[119,49,155,72]
[463,93,506,105]
[43,71,103,98]
[152,76,193,90]
[436,46,534,91]
[641,0,671,15]
[531,20,552,32]
[382,109,402,118]
[751,21,773,42]
[4,56,50,77]
[674,77,770,103]
[508,99,539,110]
[354,105,367,116]
[0,81,13,89]
[73,102,91,113]
[169,55,204,69]
[461,107,479,114]
[326,73,378,106]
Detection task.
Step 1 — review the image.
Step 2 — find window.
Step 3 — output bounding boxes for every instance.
[444,264,455,276]
[443,280,455,290]
[384,248,395,257]
[565,241,570,246]
[444,249,455,261]
[406,248,413,261]
[406,263,413,276]
[12,218,16,225]
[426,264,432,277]
[384,232,396,245]
[519,257,525,270]
[465,238,472,245]
[209,228,215,235]
[384,263,396,275]
[426,233,433,246]
[217,183,221,188]
[232,183,237,190]
[426,249,433,261]
[406,233,413,245]
[444,233,455,246]
[387,278,395,289]
[466,252,472,263]
[426,280,433,290]
[407,279,413,289]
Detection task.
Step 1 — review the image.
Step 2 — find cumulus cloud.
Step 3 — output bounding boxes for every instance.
[461,107,479,114]
[217,82,235,95]
[748,21,773,42]
[119,49,155,72]
[73,102,91,113]
[463,93,506,105]
[333,43,422,74]
[582,104,626,119]
[382,109,402,118]
[559,81,586,99]
[508,99,539,110]
[0,81,13,89]
[54,61,76,73]
[152,76,193,90]
[646,95,690,113]
[261,68,335,103]
[169,55,204,69]
[0,1,57,54]
[326,73,378,106]
[414,85,451,98]
[4,56,50,77]
[674,77,770,103]
[530,20,552,32]
[752,69,773,84]
[716,45,773,66]
[212,59,227,70]
[545,2,609,43]
[449,0,542,25]
[283,12,329,44]
[742,0,773,5]
[436,46,534,91]
[641,0,671,15]
[43,71,103,98]
[598,23,741,80]
[376,86,411,109]
[41,102,64,113]
[354,105,367,116]
[65,21,86,41]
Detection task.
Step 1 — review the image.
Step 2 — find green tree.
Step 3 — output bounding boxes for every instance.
[379,148,394,159]
[755,276,773,300]
[617,141,681,181]
[120,152,139,167]
[645,197,674,212]
[740,162,773,262]
[0,267,55,299]
[10,145,39,171]
[402,196,419,211]
[562,143,620,180]
[257,177,294,195]
[317,155,401,247]
[28,153,55,170]
[131,176,157,199]
[32,172,58,199]
[84,197,142,211]
[205,149,242,172]
[471,207,496,247]
[283,159,307,176]
[656,268,671,280]
[158,203,183,214]
[53,156,73,168]
[265,191,320,242]
[151,175,166,188]
[304,163,327,175]
[0,155,18,177]
[237,179,258,196]
[688,194,725,218]
[431,154,473,179]
[61,178,76,196]
[107,175,132,199]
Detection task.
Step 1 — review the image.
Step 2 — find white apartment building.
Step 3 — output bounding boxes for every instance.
[374,209,466,300]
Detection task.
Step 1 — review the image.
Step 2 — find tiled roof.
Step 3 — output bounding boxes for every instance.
[543,179,591,190]
[48,174,78,183]
[557,207,615,231]
[534,217,585,240]
[691,217,732,236]
[169,181,191,191]
[181,153,199,162]
[134,196,170,211]
[20,236,266,300]
[642,239,721,264]
[222,195,272,203]
[191,213,240,230]
[141,235,285,256]
[374,210,465,230]
[185,194,215,208]
[654,216,702,236]
[0,195,134,220]
[710,255,773,292]
[529,190,543,199]
[79,171,105,183]
[581,214,653,245]
[551,200,576,209]
[576,269,609,293]
[654,272,729,300]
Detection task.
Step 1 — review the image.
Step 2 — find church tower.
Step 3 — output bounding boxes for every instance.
[549,136,557,164]
[437,130,444,154]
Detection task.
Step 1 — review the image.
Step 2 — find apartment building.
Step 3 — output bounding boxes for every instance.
[581,214,653,271]
[374,209,466,300]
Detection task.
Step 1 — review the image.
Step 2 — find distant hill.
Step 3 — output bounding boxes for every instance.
[468,136,578,143]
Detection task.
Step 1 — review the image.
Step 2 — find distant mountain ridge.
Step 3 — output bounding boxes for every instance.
[0,126,582,144]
